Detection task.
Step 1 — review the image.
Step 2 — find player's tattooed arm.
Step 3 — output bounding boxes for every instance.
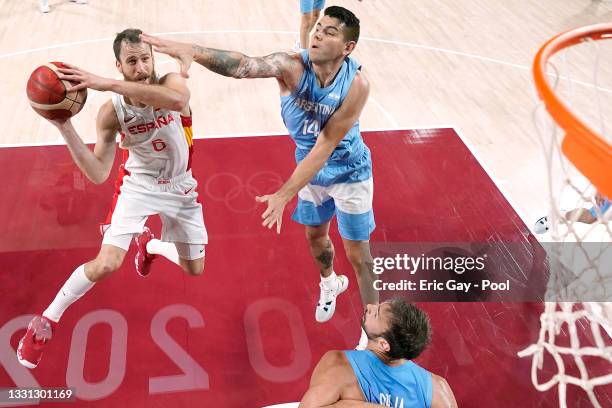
[193,46,299,80]
[140,33,302,86]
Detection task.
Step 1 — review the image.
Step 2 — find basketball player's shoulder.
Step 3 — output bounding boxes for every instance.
[96,100,120,133]
[319,350,353,373]
[286,51,305,64]
[351,70,369,93]
[310,351,356,392]
[321,350,347,364]
[431,373,457,408]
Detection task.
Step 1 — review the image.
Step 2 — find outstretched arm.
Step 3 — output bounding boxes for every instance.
[51,100,118,184]
[257,72,370,233]
[58,64,189,112]
[140,33,302,85]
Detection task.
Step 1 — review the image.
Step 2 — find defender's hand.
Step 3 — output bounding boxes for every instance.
[140,33,194,78]
[256,192,290,234]
[57,63,110,92]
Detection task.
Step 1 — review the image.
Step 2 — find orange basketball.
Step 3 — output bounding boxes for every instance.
[26,62,87,120]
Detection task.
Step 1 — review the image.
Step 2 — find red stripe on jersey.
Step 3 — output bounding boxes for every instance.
[180,115,192,127]
[181,115,194,171]
[187,144,194,172]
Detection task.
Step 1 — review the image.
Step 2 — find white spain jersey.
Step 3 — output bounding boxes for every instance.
[111,93,194,179]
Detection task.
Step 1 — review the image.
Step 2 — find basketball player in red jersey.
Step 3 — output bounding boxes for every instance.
[17,28,207,369]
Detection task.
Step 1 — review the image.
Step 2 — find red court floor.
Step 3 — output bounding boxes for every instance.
[1,129,609,407]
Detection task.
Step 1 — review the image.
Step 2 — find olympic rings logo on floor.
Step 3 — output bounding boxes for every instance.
[203,170,284,213]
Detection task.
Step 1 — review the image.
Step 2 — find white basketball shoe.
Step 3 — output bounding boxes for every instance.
[315,275,349,322]
[533,216,550,234]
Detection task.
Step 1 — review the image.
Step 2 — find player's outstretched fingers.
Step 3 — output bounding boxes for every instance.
[140,33,159,46]
[276,216,282,234]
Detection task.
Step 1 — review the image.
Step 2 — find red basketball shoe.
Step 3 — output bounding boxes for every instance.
[17,315,56,369]
[135,227,157,277]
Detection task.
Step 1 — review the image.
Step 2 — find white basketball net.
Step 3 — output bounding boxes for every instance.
[518,35,612,408]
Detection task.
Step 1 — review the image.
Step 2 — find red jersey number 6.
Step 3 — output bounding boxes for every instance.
[152,139,167,152]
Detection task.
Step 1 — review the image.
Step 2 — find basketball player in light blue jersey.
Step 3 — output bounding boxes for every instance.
[142,6,378,342]
[534,191,611,234]
[300,300,457,407]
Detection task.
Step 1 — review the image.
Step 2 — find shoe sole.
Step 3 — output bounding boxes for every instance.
[16,339,38,369]
[134,255,150,277]
[17,356,37,369]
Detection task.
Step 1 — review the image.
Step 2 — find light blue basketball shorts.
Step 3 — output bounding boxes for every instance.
[589,197,611,218]
[300,0,325,14]
[292,177,375,241]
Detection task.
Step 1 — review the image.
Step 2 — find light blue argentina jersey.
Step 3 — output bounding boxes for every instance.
[280,51,372,187]
[344,350,433,408]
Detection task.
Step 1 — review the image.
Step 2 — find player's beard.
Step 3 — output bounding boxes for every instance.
[360,311,372,339]
[361,312,384,341]
[123,67,157,84]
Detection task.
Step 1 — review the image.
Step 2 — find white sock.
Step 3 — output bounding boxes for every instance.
[43,264,94,323]
[146,239,180,266]
[321,271,338,289]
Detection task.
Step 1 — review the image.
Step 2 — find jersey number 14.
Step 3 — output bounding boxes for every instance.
[302,119,320,137]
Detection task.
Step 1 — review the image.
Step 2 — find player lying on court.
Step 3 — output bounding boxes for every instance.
[17,28,208,369]
[534,191,611,234]
[300,300,457,408]
[141,6,377,347]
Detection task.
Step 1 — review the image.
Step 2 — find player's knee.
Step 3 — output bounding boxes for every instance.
[182,258,204,276]
[347,251,365,268]
[305,228,326,244]
[311,10,321,23]
[89,257,122,281]
[187,265,204,276]
[345,248,373,272]
[301,13,312,28]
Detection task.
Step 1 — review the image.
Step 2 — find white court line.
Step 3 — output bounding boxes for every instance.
[197,126,455,140]
[361,36,529,71]
[454,126,533,232]
[0,31,292,60]
[369,96,399,128]
[4,29,611,94]
[0,126,457,148]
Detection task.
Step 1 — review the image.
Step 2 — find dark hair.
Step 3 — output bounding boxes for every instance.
[324,6,360,43]
[382,299,432,360]
[113,28,148,60]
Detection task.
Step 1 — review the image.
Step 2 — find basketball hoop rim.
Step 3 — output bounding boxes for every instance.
[533,23,612,198]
